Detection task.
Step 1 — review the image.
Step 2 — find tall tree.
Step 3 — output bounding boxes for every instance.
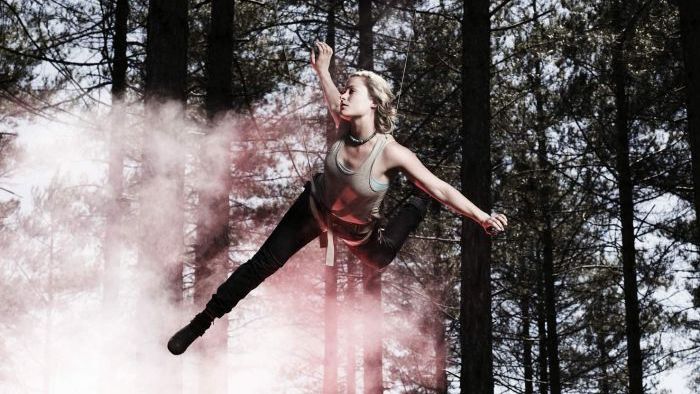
[141,0,188,297]
[192,0,235,392]
[323,2,340,393]
[677,0,700,324]
[460,0,493,393]
[611,1,644,392]
[531,2,562,392]
[141,0,188,391]
[103,0,129,308]
[357,1,383,393]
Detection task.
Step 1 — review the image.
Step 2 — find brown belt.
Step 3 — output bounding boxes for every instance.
[308,179,374,266]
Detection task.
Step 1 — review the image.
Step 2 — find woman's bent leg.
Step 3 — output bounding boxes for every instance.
[349,193,430,270]
[168,183,321,355]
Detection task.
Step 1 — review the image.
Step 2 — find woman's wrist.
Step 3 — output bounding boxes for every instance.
[315,67,331,77]
[475,211,491,226]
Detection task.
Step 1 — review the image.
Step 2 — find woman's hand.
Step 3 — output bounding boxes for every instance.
[310,41,333,75]
[480,213,508,236]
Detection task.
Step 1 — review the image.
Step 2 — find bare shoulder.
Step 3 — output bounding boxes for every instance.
[382,135,416,168]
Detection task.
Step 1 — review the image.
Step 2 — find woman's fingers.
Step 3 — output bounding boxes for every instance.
[321,42,333,54]
[495,214,507,230]
[488,214,507,232]
[314,40,333,56]
[315,41,324,53]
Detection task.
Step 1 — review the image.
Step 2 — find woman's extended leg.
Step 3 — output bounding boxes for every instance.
[168,183,321,355]
[349,191,431,270]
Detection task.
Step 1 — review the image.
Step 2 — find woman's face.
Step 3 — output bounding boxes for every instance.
[339,77,376,120]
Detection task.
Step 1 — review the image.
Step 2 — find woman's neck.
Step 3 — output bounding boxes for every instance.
[348,114,375,140]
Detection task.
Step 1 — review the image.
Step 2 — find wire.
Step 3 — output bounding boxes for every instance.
[395,8,416,115]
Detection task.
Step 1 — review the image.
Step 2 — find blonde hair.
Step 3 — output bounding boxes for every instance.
[348,70,397,134]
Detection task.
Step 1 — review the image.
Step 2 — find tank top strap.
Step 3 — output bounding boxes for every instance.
[330,138,343,154]
[361,134,388,173]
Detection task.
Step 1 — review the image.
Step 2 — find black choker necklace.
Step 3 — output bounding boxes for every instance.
[347,131,376,145]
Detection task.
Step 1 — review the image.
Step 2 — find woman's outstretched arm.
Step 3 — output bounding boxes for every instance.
[310,41,342,128]
[385,142,508,234]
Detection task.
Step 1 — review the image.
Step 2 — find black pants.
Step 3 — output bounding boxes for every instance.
[204,180,428,318]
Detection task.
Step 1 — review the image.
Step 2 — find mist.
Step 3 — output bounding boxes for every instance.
[0,100,440,393]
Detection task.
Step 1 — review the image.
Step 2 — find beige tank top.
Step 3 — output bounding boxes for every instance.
[313,134,392,224]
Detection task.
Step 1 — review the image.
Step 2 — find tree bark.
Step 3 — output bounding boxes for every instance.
[597,331,611,394]
[103,0,128,307]
[204,0,235,118]
[325,261,339,394]
[144,0,188,103]
[460,1,493,393]
[536,272,548,394]
[346,255,358,394]
[194,0,235,392]
[111,0,128,101]
[520,290,533,394]
[141,1,187,390]
[678,0,700,252]
[362,267,382,394]
[432,287,448,393]
[324,2,339,392]
[532,3,562,387]
[142,0,188,300]
[357,1,382,393]
[612,1,644,392]
[358,0,373,71]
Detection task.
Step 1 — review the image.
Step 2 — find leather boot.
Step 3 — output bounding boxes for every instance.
[167,309,216,355]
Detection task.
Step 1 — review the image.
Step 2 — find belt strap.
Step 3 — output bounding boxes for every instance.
[308,195,335,266]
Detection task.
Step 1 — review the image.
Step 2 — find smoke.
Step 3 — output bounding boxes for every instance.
[0,99,445,393]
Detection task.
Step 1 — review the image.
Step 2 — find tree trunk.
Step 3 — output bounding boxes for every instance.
[520,290,533,394]
[101,1,128,391]
[532,8,562,387]
[429,218,448,393]
[346,255,358,394]
[460,0,493,393]
[536,271,548,394]
[144,0,188,104]
[678,0,700,253]
[597,332,611,394]
[142,0,188,390]
[103,0,128,308]
[432,288,448,393]
[325,262,339,394]
[357,0,373,71]
[204,0,235,118]
[324,3,339,392]
[142,0,188,298]
[612,2,644,392]
[539,193,561,394]
[194,0,235,392]
[111,0,128,101]
[362,267,383,394]
[357,1,382,393]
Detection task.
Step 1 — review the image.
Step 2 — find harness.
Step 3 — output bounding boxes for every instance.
[307,176,375,266]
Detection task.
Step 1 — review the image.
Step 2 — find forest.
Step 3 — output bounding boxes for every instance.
[0,0,698,393]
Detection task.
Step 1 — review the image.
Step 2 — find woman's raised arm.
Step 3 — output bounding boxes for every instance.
[310,41,342,129]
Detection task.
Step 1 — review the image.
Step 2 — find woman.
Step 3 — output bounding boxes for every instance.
[167,41,508,355]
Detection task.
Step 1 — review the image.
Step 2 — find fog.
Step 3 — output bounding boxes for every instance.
[0,101,439,393]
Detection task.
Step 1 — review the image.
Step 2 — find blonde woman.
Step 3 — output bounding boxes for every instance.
[167,41,507,355]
